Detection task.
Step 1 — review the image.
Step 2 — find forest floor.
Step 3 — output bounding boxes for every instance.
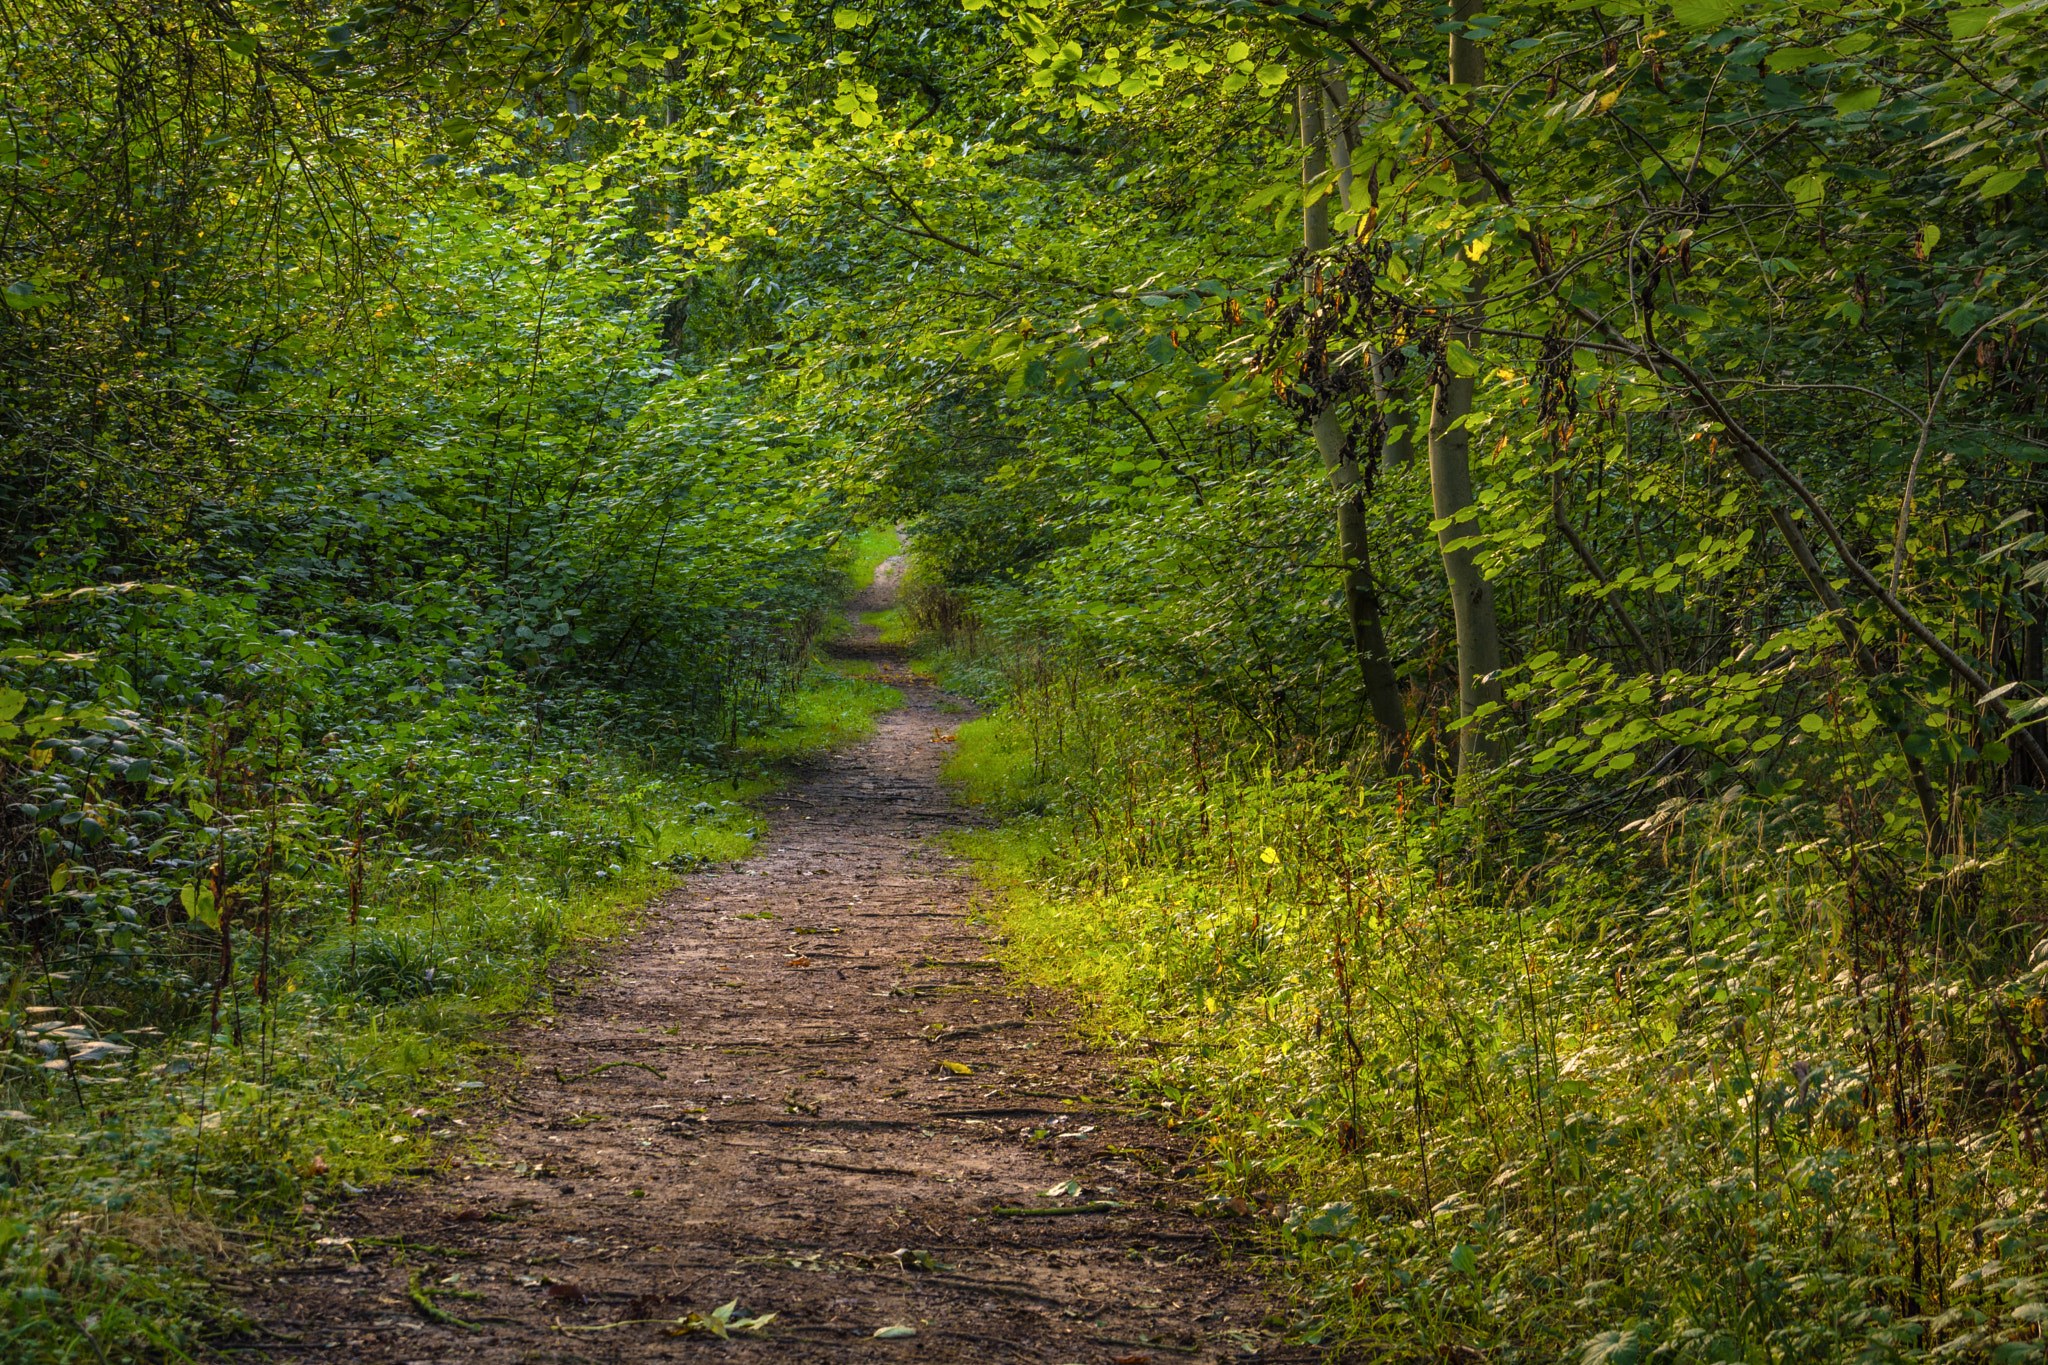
[229,557,1304,1365]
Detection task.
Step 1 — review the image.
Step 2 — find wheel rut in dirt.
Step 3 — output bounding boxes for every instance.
[237,557,1299,1364]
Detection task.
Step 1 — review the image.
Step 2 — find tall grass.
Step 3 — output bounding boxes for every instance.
[950,659,2048,1363]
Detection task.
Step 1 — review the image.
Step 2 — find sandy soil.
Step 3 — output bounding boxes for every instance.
[230,557,1310,1364]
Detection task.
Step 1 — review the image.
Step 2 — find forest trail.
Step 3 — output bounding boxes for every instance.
[236,560,1299,1365]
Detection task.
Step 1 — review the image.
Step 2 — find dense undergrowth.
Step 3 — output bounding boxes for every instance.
[946,646,2048,1364]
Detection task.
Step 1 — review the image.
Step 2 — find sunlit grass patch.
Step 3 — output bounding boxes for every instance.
[944,715,1051,811]
[739,667,901,762]
[861,605,917,645]
[942,664,2048,1363]
[843,524,902,593]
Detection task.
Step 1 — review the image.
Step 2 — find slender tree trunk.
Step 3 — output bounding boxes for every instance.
[1301,83,1409,768]
[1318,67,1417,470]
[1425,2,1503,798]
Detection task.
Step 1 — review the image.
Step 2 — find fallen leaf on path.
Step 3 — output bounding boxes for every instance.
[938,1061,974,1075]
[891,1247,953,1272]
[873,1324,918,1339]
[1043,1180,1085,1198]
[1114,1356,1151,1364]
[736,1250,823,1270]
[787,955,812,968]
[545,1281,589,1305]
[664,1300,776,1339]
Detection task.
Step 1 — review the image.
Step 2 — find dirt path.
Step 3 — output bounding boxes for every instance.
[237,560,1298,1364]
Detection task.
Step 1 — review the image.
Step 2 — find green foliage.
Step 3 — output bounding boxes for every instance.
[0,4,893,1357]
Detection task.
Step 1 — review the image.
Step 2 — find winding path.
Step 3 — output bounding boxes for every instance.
[239,559,1302,1364]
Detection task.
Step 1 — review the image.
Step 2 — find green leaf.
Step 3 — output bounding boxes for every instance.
[1302,1201,1357,1237]
[1832,86,1883,114]
[1949,5,1998,38]
[1979,168,2029,199]
[1580,1329,1646,1365]
[180,884,219,930]
[831,8,873,28]
[1669,0,1734,29]
[1786,172,1831,215]
[1444,340,1484,377]
[1767,46,1829,72]
[1449,1242,1479,1276]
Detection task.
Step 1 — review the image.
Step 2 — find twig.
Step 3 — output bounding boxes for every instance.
[553,1061,666,1083]
[408,1272,481,1331]
[767,1155,921,1177]
[990,1202,1119,1216]
[1091,1336,1200,1356]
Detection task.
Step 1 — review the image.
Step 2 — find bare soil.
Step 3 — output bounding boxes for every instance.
[231,558,1304,1364]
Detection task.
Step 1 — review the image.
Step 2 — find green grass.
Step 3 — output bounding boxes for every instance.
[944,714,1051,811]
[739,664,902,763]
[843,524,903,594]
[861,605,918,647]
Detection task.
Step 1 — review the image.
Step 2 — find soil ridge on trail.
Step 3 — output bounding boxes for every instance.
[237,559,1301,1363]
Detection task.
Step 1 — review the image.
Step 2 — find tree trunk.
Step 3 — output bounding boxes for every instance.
[1301,83,1409,769]
[1426,3,1503,798]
